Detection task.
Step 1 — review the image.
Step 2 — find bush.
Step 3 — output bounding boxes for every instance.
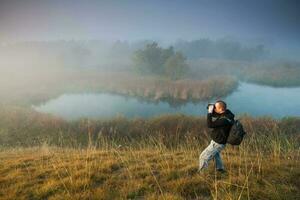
[132,42,189,80]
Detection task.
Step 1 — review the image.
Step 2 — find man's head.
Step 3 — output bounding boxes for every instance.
[214,100,227,114]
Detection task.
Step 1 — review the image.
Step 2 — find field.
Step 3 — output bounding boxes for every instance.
[0,107,299,199]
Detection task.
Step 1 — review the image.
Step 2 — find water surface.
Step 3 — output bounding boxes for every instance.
[33,82,300,120]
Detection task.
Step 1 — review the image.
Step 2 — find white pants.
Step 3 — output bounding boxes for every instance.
[199,140,225,171]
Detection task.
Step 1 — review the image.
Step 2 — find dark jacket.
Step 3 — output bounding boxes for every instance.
[207,109,235,144]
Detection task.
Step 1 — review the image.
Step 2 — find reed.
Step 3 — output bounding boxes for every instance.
[0,68,238,106]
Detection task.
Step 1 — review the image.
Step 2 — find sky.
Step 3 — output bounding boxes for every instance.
[0,0,299,49]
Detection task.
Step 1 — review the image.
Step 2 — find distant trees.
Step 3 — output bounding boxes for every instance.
[132,42,189,80]
[1,38,269,72]
[174,38,268,61]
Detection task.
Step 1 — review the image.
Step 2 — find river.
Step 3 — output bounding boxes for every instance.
[33,82,300,120]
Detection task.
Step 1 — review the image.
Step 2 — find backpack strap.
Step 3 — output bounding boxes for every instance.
[219,116,234,125]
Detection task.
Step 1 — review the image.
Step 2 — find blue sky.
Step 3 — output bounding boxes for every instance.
[0,0,299,48]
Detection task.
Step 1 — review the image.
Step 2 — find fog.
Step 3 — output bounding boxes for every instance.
[0,38,270,69]
[1,0,300,65]
[0,0,299,116]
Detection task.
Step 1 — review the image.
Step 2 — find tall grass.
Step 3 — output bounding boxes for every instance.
[1,106,299,150]
[0,107,299,199]
[0,134,299,199]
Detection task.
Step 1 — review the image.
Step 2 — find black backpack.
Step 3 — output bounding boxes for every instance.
[224,118,247,145]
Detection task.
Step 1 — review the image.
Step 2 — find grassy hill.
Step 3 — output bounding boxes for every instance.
[0,144,299,200]
[0,106,299,199]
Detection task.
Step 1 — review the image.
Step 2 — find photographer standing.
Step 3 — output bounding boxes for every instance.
[198,100,235,173]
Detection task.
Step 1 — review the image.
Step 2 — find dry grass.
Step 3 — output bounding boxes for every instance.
[0,107,299,199]
[0,142,299,200]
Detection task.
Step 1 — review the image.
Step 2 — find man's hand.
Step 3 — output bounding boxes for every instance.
[208,105,214,113]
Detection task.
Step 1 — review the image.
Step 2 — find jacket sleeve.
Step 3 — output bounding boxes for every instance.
[207,113,231,128]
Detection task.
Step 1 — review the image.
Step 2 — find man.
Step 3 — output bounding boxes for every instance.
[198,100,235,173]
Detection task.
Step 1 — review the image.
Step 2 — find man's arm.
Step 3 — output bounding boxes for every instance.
[207,113,231,128]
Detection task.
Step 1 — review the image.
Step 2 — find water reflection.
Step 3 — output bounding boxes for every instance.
[33,82,300,120]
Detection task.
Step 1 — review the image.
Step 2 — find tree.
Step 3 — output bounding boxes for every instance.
[132,42,189,79]
[164,52,188,80]
[132,42,166,74]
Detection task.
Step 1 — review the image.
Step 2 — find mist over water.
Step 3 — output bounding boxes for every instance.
[33,82,300,120]
[1,0,300,119]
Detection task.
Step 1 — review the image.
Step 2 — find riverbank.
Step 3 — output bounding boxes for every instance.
[1,105,300,148]
[0,68,238,106]
[241,62,300,87]
[188,59,300,87]
[2,59,299,108]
